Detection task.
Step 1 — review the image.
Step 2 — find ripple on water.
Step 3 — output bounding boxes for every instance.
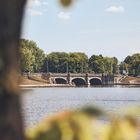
[22,87,140,127]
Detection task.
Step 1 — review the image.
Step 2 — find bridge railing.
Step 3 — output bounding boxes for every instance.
[47,73,103,77]
[48,73,68,77]
[88,74,102,77]
[22,72,123,78]
[22,72,44,77]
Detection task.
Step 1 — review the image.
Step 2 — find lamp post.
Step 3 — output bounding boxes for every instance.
[110,60,113,75]
[66,62,69,73]
[102,61,105,74]
[81,62,83,73]
[46,61,49,73]
[138,64,140,76]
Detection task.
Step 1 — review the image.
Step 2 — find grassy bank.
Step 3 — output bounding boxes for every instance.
[120,76,140,84]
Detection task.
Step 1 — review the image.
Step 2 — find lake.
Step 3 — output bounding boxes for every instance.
[22,86,140,127]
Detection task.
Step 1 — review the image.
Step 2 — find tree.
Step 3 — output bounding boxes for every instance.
[89,55,118,74]
[112,57,118,74]
[88,55,104,73]
[20,46,35,72]
[103,57,118,74]
[28,41,45,72]
[131,54,140,76]
[0,0,26,140]
[45,52,69,73]
[68,52,88,73]
[44,52,88,73]
[122,53,140,76]
[20,39,45,72]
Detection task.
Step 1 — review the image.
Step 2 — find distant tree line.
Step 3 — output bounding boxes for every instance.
[20,39,140,76]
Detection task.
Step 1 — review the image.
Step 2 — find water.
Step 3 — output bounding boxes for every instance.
[22,87,140,127]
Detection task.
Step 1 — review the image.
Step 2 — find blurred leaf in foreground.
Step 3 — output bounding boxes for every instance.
[59,0,73,7]
[26,106,139,140]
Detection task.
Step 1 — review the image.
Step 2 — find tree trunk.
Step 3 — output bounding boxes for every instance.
[0,0,26,140]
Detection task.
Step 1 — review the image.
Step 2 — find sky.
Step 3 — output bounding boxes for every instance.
[22,0,140,61]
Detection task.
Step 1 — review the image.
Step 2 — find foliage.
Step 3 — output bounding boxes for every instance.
[103,57,118,74]
[20,39,45,72]
[45,52,88,73]
[68,52,88,73]
[88,55,104,73]
[26,106,140,140]
[20,44,35,72]
[60,0,73,7]
[120,53,140,76]
[88,55,118,74]
[45,52,69,73]
[20,39,140,76]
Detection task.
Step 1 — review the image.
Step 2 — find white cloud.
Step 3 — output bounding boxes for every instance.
[26,0,48,16]
[34,0,42,6]
[106,5,125,13]
[27,0,48,7]
[27,9,43,16]
[58,12,71,20]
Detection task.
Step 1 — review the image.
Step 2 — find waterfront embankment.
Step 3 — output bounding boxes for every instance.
[120,76,140,85]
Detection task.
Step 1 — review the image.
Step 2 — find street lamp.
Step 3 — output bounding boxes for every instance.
[46,61,49,73]
[66,62,69,73]
[110,60,113,75]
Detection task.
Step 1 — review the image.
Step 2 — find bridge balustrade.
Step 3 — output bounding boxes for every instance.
[48,73,103,77]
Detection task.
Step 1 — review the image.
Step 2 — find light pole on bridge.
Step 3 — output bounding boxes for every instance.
[46,61,49,73]
[66,62,69,73]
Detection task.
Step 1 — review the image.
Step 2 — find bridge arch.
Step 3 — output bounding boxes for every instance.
[55,78,67,84]
[89,78,102,86]
[71,78,86,86]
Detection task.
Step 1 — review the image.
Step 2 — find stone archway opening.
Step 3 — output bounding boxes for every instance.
[90,78,102,86]
[72,78,86,87]
[55,78,67,84]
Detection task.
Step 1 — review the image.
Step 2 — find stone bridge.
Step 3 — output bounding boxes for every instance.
[43,73,122,86]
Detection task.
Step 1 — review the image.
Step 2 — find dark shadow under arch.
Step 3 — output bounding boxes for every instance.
[72,78,86,87]
[90,78,102,86]
[55,78,67,84]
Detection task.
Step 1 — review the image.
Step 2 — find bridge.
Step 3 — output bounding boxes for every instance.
[42,73,122,86]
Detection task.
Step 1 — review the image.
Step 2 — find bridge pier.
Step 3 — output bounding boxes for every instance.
[67,72,71,84]
[102,74,114,85]
[85,73,90,86]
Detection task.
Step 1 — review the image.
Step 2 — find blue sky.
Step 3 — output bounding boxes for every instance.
[22,0,140,61]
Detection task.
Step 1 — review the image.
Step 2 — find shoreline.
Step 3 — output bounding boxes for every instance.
[20,83,140,88]
[19,84,75,88]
